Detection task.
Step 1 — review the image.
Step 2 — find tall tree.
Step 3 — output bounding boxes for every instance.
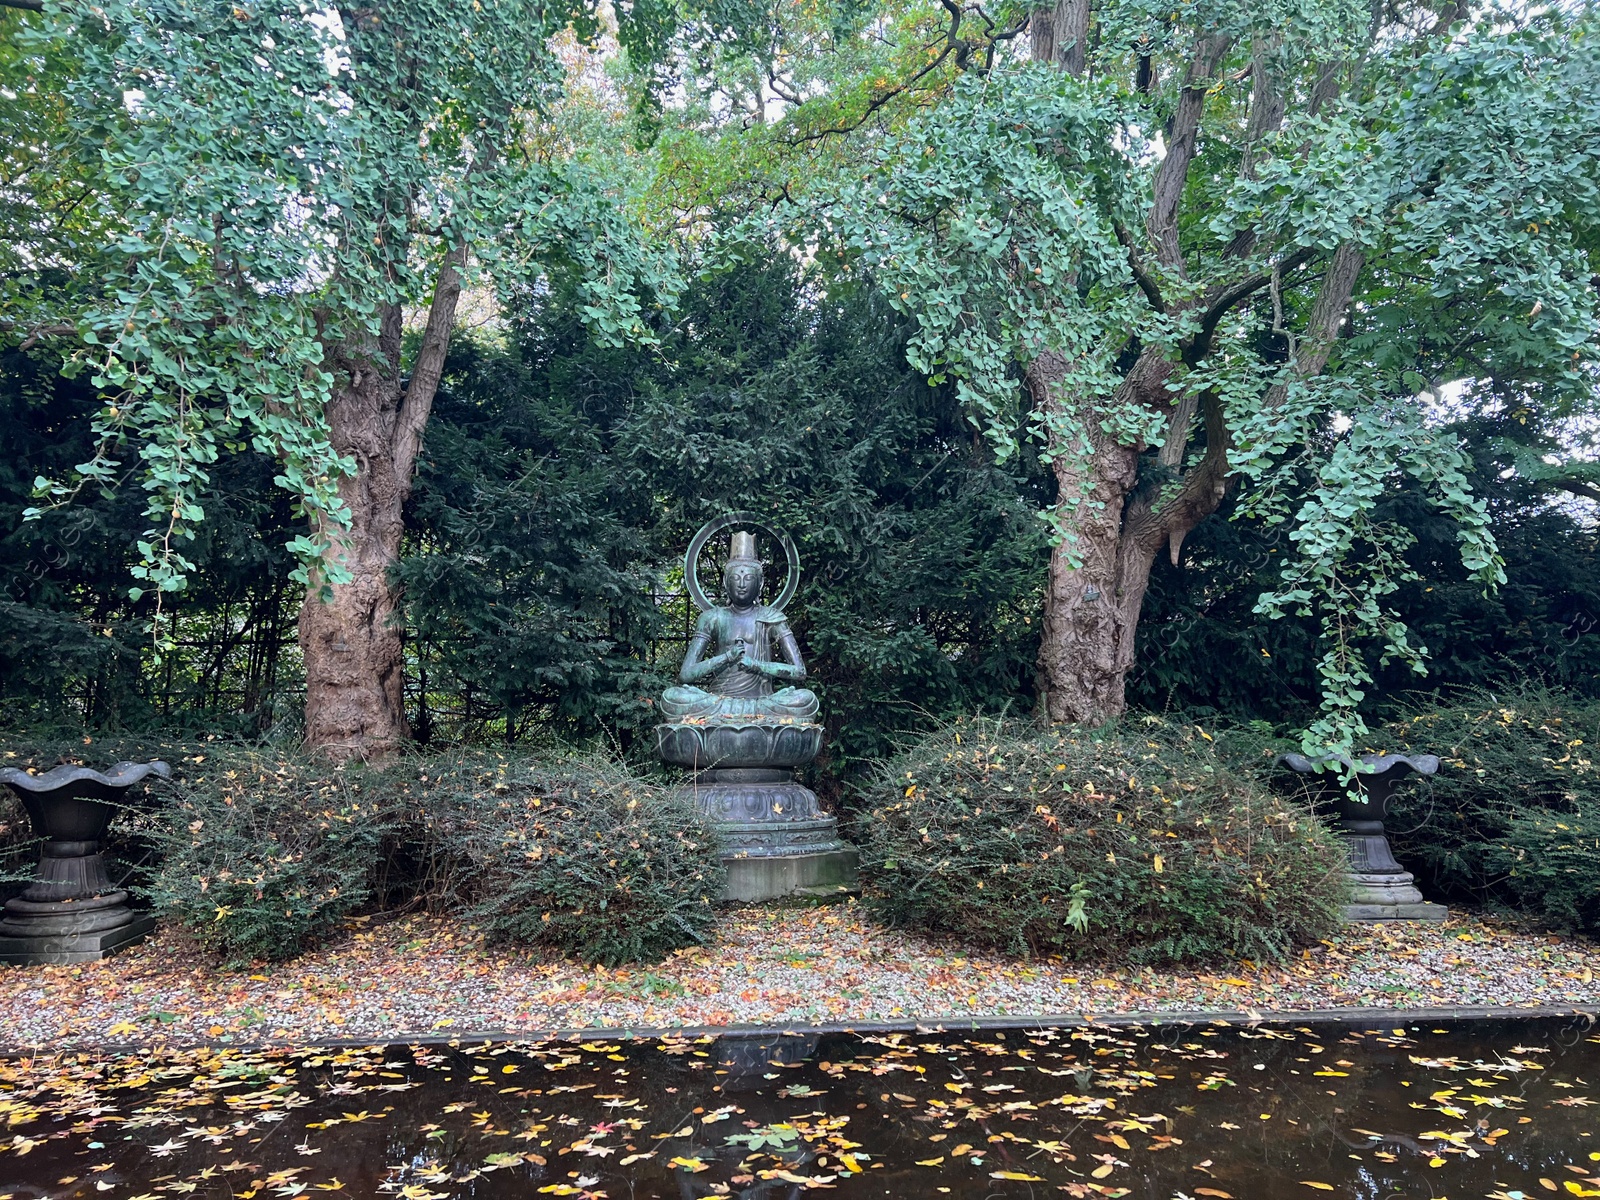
[2,0,674,756]
[643,0,1599,752]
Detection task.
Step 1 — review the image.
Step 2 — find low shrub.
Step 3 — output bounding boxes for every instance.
[408,752,725,966]
[141,746,724,966]
[144,750,391,965]
[859,717,1346,963]
[0,731,732,965]
[1386,689,1600,933]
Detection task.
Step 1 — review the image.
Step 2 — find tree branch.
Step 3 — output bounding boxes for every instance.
[1185,245,1316,364]
[787,38,954,146]
[1540,478,1600,505]
[1148,33,1231,271]
[0,318,77,350]
[1113,221,1167,313]
[390,243,466,488]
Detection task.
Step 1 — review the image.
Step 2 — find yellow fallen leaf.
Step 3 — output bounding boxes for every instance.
[1301,1185,1334,1192]
[1566,1184,1600,1197]
[670,1157,709,1173]
[915,1158,945,1167]
[1194,1191,1234,1199]
[991,1171,1045,1181]
[839,1155,863,1173]
[1092,1164,1114,1178]
[1428,1157,1445,1167]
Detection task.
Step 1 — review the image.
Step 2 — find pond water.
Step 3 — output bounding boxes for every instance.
[2,1017,1598,1199]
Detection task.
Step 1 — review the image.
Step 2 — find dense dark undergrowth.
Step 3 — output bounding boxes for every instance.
[1383,689,1600,935]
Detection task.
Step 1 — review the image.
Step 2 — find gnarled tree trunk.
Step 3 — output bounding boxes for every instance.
[300,250,464,759]
[1024,8,1368,725]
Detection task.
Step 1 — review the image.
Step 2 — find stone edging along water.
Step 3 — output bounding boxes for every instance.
[5,1003,1596,1057]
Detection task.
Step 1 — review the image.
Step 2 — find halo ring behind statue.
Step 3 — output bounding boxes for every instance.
[685,512,800,614]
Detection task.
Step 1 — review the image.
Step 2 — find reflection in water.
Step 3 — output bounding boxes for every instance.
[2,1018,1599,1198]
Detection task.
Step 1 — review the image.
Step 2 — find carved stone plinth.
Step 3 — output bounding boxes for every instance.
[0,761,169,966]
[1279,751,1449,923]
[658,725,859,902]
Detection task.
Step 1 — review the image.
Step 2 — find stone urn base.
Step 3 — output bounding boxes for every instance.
[658,723,858,902]
[1341,818,1448,922]
[0,906,157,966]
[1280,751,1448,923]
[0,761,169,965]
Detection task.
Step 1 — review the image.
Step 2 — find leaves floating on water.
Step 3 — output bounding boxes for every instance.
[2,1021,1600,1197]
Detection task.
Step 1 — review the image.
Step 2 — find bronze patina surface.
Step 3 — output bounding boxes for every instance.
[656,516,857,900]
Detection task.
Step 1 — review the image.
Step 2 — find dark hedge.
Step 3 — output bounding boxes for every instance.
[1386,689,1600,934]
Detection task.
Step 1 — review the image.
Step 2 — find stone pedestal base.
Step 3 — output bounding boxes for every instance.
[725,847,860,903]
[1343,901,1449,921]
[0,912,155,965]
[1340,829,1448,922]
[681,767,859,903]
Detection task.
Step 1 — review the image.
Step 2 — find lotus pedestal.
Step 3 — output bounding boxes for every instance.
[657,722,858,902]
[0,761,169,965]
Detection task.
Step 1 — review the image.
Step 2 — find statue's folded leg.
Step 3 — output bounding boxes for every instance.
[661,685,720,722]
[767,687,820,721]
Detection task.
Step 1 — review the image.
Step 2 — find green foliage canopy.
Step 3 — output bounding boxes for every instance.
[637,0,1600,752]
[4,0,676,611]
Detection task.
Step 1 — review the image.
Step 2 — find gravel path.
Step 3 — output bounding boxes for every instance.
[2,904,1596,1051]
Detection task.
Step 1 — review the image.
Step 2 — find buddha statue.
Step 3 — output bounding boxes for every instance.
[660,531,819,725]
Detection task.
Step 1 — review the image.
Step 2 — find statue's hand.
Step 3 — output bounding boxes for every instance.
[737,653,766,674]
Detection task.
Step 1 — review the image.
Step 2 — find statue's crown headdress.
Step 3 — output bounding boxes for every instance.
[728,531,761,565]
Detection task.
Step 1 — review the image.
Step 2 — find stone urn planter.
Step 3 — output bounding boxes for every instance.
[0,760,170,964]
[1279,751,1447,922]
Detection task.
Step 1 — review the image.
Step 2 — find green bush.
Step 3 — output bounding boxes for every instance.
[1386,689,1600,933]
[408,752,725,966]
[144,750,391,965]
[859,717,1347,963]
[136,746,725,966]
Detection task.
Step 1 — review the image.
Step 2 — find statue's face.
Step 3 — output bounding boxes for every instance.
[725,562,763,606]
